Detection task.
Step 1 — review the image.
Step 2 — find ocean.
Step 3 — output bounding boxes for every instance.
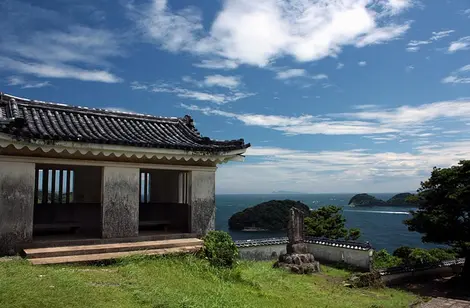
[215,193,439,253]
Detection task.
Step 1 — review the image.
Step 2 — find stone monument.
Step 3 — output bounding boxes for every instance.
[273,207,320,274]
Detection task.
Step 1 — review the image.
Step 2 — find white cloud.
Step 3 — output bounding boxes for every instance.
[183,98,470,137]
[276,69,306,80]
[408,40,431,46]
[406,46,420,52]
[379,0,415,15]
[0,25,123,83]
[312,74,328,80]
[6,75,51,88]
[355,23,410,47]
[131,81,253,104]
[442,64,470,84]
[0,57,120,83]
[193,59,239,70]
[358,61,367,66]
[406,30,454,52]
[463,9,470,17]
[128,0,412,68]
[405,65,414,72]
[216,140,470,193]
[203,75,241,89]
[430,30,455,41]
[448,36,470,53]
[336,63,344,70]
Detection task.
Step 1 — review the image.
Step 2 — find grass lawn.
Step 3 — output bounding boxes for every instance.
[0,255,421,308]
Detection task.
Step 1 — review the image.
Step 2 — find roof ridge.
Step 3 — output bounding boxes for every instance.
[0,92,183,123]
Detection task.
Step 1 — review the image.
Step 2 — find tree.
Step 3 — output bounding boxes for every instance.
[305,205,361,240]
[404,160,470,280]
[347,228,361,241]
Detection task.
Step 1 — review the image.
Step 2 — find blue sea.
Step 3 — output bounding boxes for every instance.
[215,193,439,253]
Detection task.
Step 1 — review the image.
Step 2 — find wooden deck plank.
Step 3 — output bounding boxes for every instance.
[24,238,203,258]
[29,245,202,265]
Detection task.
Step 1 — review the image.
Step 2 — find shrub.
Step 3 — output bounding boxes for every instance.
[428,248,457,262]
[201,231,239,268]
[345,271,384,288]
[407,248,438,266]
[373,249,403,269]
[346,228,361,241]
[393,246,413,259]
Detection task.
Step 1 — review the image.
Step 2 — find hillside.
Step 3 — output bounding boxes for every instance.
[0,256,419,308]
[228,200,310,231]
[348,194,387,207]
[386,193,414,206]
[348,193,416,207]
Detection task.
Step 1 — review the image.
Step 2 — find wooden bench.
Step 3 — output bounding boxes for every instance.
[139,220,171,232]
[34,223,80,234]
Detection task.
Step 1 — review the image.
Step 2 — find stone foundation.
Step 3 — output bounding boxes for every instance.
[274,253,321,274]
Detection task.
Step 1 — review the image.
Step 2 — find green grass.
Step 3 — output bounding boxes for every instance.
[0,255,420,308]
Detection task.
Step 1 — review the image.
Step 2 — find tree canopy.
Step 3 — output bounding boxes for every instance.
[305,205,361,240]
[404,160,470,279]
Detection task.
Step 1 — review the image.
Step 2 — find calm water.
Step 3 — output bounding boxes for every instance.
[215,193,439,253]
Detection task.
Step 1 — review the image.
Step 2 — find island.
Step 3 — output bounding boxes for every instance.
[348,193,386,207]
[348,193,415,207]
[228,200,310,231]
[386,193,415,206]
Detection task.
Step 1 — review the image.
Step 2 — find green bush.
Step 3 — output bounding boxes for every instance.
[347,228,361,241]
[393,246,413,259]
[407,248,438,265]
[201,231,239,268]
[427,248,457,262]
[372,249,403,269]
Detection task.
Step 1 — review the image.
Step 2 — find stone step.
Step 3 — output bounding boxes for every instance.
[29,245,203,265]
[24,238,203,259]
[24,233,199,250]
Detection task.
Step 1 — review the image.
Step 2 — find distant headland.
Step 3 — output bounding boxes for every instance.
[348,193,414,207]
[271,190,305,194]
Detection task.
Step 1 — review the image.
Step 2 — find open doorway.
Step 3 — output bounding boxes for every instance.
[139,169,191,234]
[33,164,102,241]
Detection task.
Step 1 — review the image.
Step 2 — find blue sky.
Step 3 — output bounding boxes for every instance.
[1,0,470,194]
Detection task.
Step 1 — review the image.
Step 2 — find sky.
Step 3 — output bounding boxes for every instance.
[1,0,470,194]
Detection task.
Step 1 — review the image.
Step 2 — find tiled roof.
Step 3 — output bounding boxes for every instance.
[0,93,250,153]
[234,237,373,251]
[378,258,465,276]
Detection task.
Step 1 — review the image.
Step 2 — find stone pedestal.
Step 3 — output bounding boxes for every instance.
[274,253,321,274]
[273,207,320,274]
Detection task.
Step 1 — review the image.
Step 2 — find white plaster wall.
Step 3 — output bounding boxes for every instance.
[0,160,35,255]
[101,166,139,238]
[306,243,372,270]
[238,245,287,261]
[190,170,215,235]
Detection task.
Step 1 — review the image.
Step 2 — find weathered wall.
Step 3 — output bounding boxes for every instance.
[306,243,372,271]
[102,166,139,238]
[238,245,287,261]
[149,170,179,203]
[190,170,215,236]
[0,161,35,255]
[74,166,102,203]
